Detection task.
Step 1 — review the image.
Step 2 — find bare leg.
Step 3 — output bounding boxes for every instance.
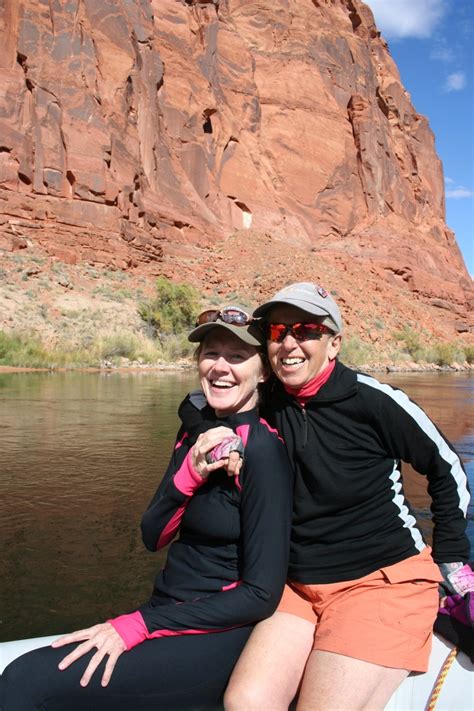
[297,650,409,711]
[224,612,314,711]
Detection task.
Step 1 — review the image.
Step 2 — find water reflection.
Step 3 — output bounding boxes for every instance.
[0,371,199,641]
[0,371,472,641]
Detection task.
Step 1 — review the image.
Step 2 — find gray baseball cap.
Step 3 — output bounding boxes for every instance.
[253,282,343,333]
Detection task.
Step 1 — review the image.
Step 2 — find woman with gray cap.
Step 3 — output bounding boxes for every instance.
[1,306,293,711]
[224,283,471,710]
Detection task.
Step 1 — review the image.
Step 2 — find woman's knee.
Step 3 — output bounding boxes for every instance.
[224,681,262,711]
[1,644,70,710]
[1,652,38,709]
[224,677,289,711]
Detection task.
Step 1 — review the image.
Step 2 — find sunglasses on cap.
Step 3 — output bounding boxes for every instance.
[195,306,253,327]
[267,322,334,343]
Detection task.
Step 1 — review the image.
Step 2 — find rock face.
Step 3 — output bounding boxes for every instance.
[0,0,472,336]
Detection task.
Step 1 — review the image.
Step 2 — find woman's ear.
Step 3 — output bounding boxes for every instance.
[328,333,342,360]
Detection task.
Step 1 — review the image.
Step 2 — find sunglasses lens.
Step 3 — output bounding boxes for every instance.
[268,322,331,342]
[268,324,287,342]
[195,307,251,327]
[221,309,249,325]
[296,323,324,339]
[196,310,220,325]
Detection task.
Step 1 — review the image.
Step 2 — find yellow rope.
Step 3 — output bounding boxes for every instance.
[426,646,458,710]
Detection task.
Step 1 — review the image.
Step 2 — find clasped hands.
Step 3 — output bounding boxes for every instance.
[191,426,244,479]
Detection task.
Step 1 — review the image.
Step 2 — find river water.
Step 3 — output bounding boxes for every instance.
[1,370,473,642]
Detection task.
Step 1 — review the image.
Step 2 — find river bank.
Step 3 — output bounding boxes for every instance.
[1,248,473,374]
[1,361,473,375]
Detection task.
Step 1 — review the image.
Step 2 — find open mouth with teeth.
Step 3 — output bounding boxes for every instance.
[210,379,235,389]
[281,357,305,368]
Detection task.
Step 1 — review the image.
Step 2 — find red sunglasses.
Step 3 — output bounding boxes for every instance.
[267,322,334,343]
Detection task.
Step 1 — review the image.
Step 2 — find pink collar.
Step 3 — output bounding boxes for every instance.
[284,359,336,405]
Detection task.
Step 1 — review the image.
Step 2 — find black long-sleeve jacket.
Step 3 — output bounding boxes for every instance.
[261,361,470,584]
[109,403,293,649]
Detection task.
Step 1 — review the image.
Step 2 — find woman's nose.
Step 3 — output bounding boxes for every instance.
[281,331,298,348]
[212,356,231,372]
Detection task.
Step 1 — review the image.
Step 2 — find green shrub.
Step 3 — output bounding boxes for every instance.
[463,345,474,364]
[0,331,56,368]
[94,333,140,361]
[392,326,424,362]
[160,334,196,361]
[427,342,469,365]
[431,343,456,365]
[138,277,199,336]
[340,336,373,367]
[91,331,161,364]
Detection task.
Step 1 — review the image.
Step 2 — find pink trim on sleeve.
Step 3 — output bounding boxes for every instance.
[233,425,251,491]
[146,626,233,641]
[108,611,149,650]
[221,580,242,591]
[109,610,236,649]
[157,506,186,549]
[174,450,206,496]
[259,417,284,442]
[174,432,189,450]
[235,424,250,446]
[156,452,207,548]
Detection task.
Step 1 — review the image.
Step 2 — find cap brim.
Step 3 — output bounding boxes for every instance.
[188,321,264,346]
[253,299,341,332]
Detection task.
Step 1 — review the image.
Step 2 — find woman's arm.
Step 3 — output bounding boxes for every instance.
[360,375,470,563]
[141,426,238,550]
[140,427,197,551]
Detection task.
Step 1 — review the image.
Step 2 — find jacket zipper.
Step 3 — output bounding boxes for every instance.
[301,405,308,448]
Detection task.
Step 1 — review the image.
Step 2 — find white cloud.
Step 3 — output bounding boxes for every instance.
[445,186,473,199]
[444,177,455,184]
[430,43,454,63]
[444,71,467,92]
[366,0,447,39]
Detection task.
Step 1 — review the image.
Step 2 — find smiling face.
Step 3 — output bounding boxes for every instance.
[266,304,342,389]
[198,328,267,417]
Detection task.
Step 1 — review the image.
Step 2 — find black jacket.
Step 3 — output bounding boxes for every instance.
[110,403,293,649]
[261,361,470,583]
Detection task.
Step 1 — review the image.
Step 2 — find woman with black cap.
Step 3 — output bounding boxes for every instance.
[224,282,471,711]
[0,306,293,710]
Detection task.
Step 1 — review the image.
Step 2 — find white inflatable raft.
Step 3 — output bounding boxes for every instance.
[1,632,472,709]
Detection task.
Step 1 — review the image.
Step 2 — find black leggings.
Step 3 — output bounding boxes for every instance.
[0,625,253,710]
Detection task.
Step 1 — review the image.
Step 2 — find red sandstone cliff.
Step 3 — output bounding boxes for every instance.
[0,0,472,340]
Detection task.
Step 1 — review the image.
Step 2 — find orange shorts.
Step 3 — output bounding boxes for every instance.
[277,547,442,672]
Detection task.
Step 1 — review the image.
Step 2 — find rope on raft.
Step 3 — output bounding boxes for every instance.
[426,646,458,710]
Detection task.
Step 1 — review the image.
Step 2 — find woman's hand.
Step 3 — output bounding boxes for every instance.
[192,427,243,479]
[52,622,126,687]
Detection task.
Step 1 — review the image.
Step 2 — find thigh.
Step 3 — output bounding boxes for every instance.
[0,626,253,711]
[225,612,315,711]
[297,650,409,711]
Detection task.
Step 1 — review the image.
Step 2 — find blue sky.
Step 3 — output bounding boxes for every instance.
[366,0,473,275]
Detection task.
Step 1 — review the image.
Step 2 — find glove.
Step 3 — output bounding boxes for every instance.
[439,593,474,628]
[206,435,245,464]
[438,562,474,596]
[436,592,474,662]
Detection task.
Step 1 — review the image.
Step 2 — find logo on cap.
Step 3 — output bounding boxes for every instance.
[317,286,328,298]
